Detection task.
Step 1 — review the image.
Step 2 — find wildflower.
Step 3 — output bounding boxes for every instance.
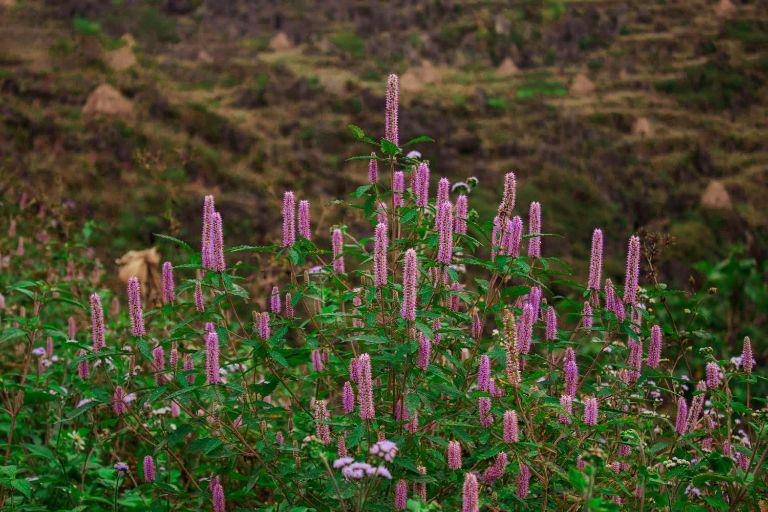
[437,177,450,204]
[385,74,399,146]
[183,354,195,385]
[502,216,523,257]
[311,349,324,372]
[742,336,754,375]
[449,282,463,312]
[314,399,331,445]
[477,355,491,392]
[518,303,535,354]
[89,293,106,351]
[706,361,720,389]
[688,381,707,431]
[545,306,557,340]
[77,350,89,379]
[471,312,483,340]
[564,359,578,397]
[517,463,530,499]
[209,212,225,271]
[358,354,375,420]
[497,172,516,220]
[114,462,129,472]
[623,235,641,305]
[127,277,145,337]
[394,479,407,510]
[298,200,311,240]
[152,345,165,384]
[675,397,689,435]
[282,191,296,247]
[194,281,205,312]
[113,386,127,416]
[479,397,493,427]
[587,228,603,290]
[374,223,388,287]
[447,440,462,469]
[143,455,156,482]
[368,153,378,183]
[370,439,399,461]
[205,331,220,385]
[332,228,345,273]
[527,201,541,257]
[400,249,418,321]
[625,340,643,383]
[161,262,175,304]
[393,171,405,208]
[462,472,479,512]
[584,397,598,426]
[436,200,454,264]
[417,332,431,369]
[415,466,427,502]
[482,451,508,484]
[284,292,295,318]
[341,381,355,413]
[455,195,468,234]
[415,162,430,207]
[582,301,593,329]
[648,325,662,368]
[256,312,270,340]
[503,410,519,442]
[211,479,226,512]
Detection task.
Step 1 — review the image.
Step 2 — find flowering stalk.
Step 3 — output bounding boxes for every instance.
[205,331,220,385]
[373,223,388,287]
[358,353,375,420]
[385,74,399,146]
[400,249,418,321]
[282,191,296,247]
[587,228,603,290]
[298,200,311,240]
[127,277,145,337]
[527,201,541,257]
[89,293,106,351]
[161,262,175,304]
[623,235,641,305]
[332,228,344,273]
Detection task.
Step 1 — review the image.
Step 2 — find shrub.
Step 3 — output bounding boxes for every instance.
[0,74,766,510]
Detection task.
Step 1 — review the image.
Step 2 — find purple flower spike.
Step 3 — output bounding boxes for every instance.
[393,171,405,208]
[623,235,641,305]
[368,153,378,183]
[437,201,454,264]
[374,223,388,287]
[358,353,375,420]
[503,410,519,442]
[205,331,220,385]
[256,312,271,340]
[564,359,578,397]
[385,74,399,146]
[477,355,491,392]
[194,281,205,312]
[282,191,296,247]
[127,277,145,337]
[285,293,295,319]
[582,301,593,329]
[455,195,468,234]
[400,249,418,321]
[143,455,156,483]
[463,472,479,512]
[161,262,175,304]
[332,228,345,273]
[482,451,508,484]
[742,336,753,375]
[201,195,215,267]
[314,399,331,445]
[298,200,311,240]
[417,332,431,369]
[394,479,407,510]
[77,350,89,379]
[584,397,598,426]
[478,397,493,427]
[498,172,516,220]
[270,286,281,314]
[89,293,106,351]
[113,386,127,416]
[545,306,557,341]
[342,381,355,413]
[447,441,462,470]
[527,201,541,257]
[504,216,523,257]
[647,325,662,368]
[415,162,430,208]
[588,228,603,290]
[706,361,720,389]
[517,464,530,499]
[152,345,165,384]
[311,349,324,372]
[518,303,535,354]
[210,211,226,272]
[675,396,688,435]
[212,479,226,512]
[437,177,450,205]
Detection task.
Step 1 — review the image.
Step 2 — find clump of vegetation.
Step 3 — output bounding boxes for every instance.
[0,75,765,511]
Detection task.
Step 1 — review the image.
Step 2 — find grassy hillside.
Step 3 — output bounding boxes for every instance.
[1,0,766,286]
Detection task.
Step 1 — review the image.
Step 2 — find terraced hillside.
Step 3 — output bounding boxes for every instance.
[1,0,766,285]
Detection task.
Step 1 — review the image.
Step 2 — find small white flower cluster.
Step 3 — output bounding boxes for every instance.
[661,457,691,469]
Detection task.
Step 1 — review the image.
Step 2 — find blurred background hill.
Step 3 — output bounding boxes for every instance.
[1,0,767,286]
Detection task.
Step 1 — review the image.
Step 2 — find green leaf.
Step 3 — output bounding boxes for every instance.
[11,478,31,498]
[348,124,365,140]
[402,135,435,146]
[153,233,194,253]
